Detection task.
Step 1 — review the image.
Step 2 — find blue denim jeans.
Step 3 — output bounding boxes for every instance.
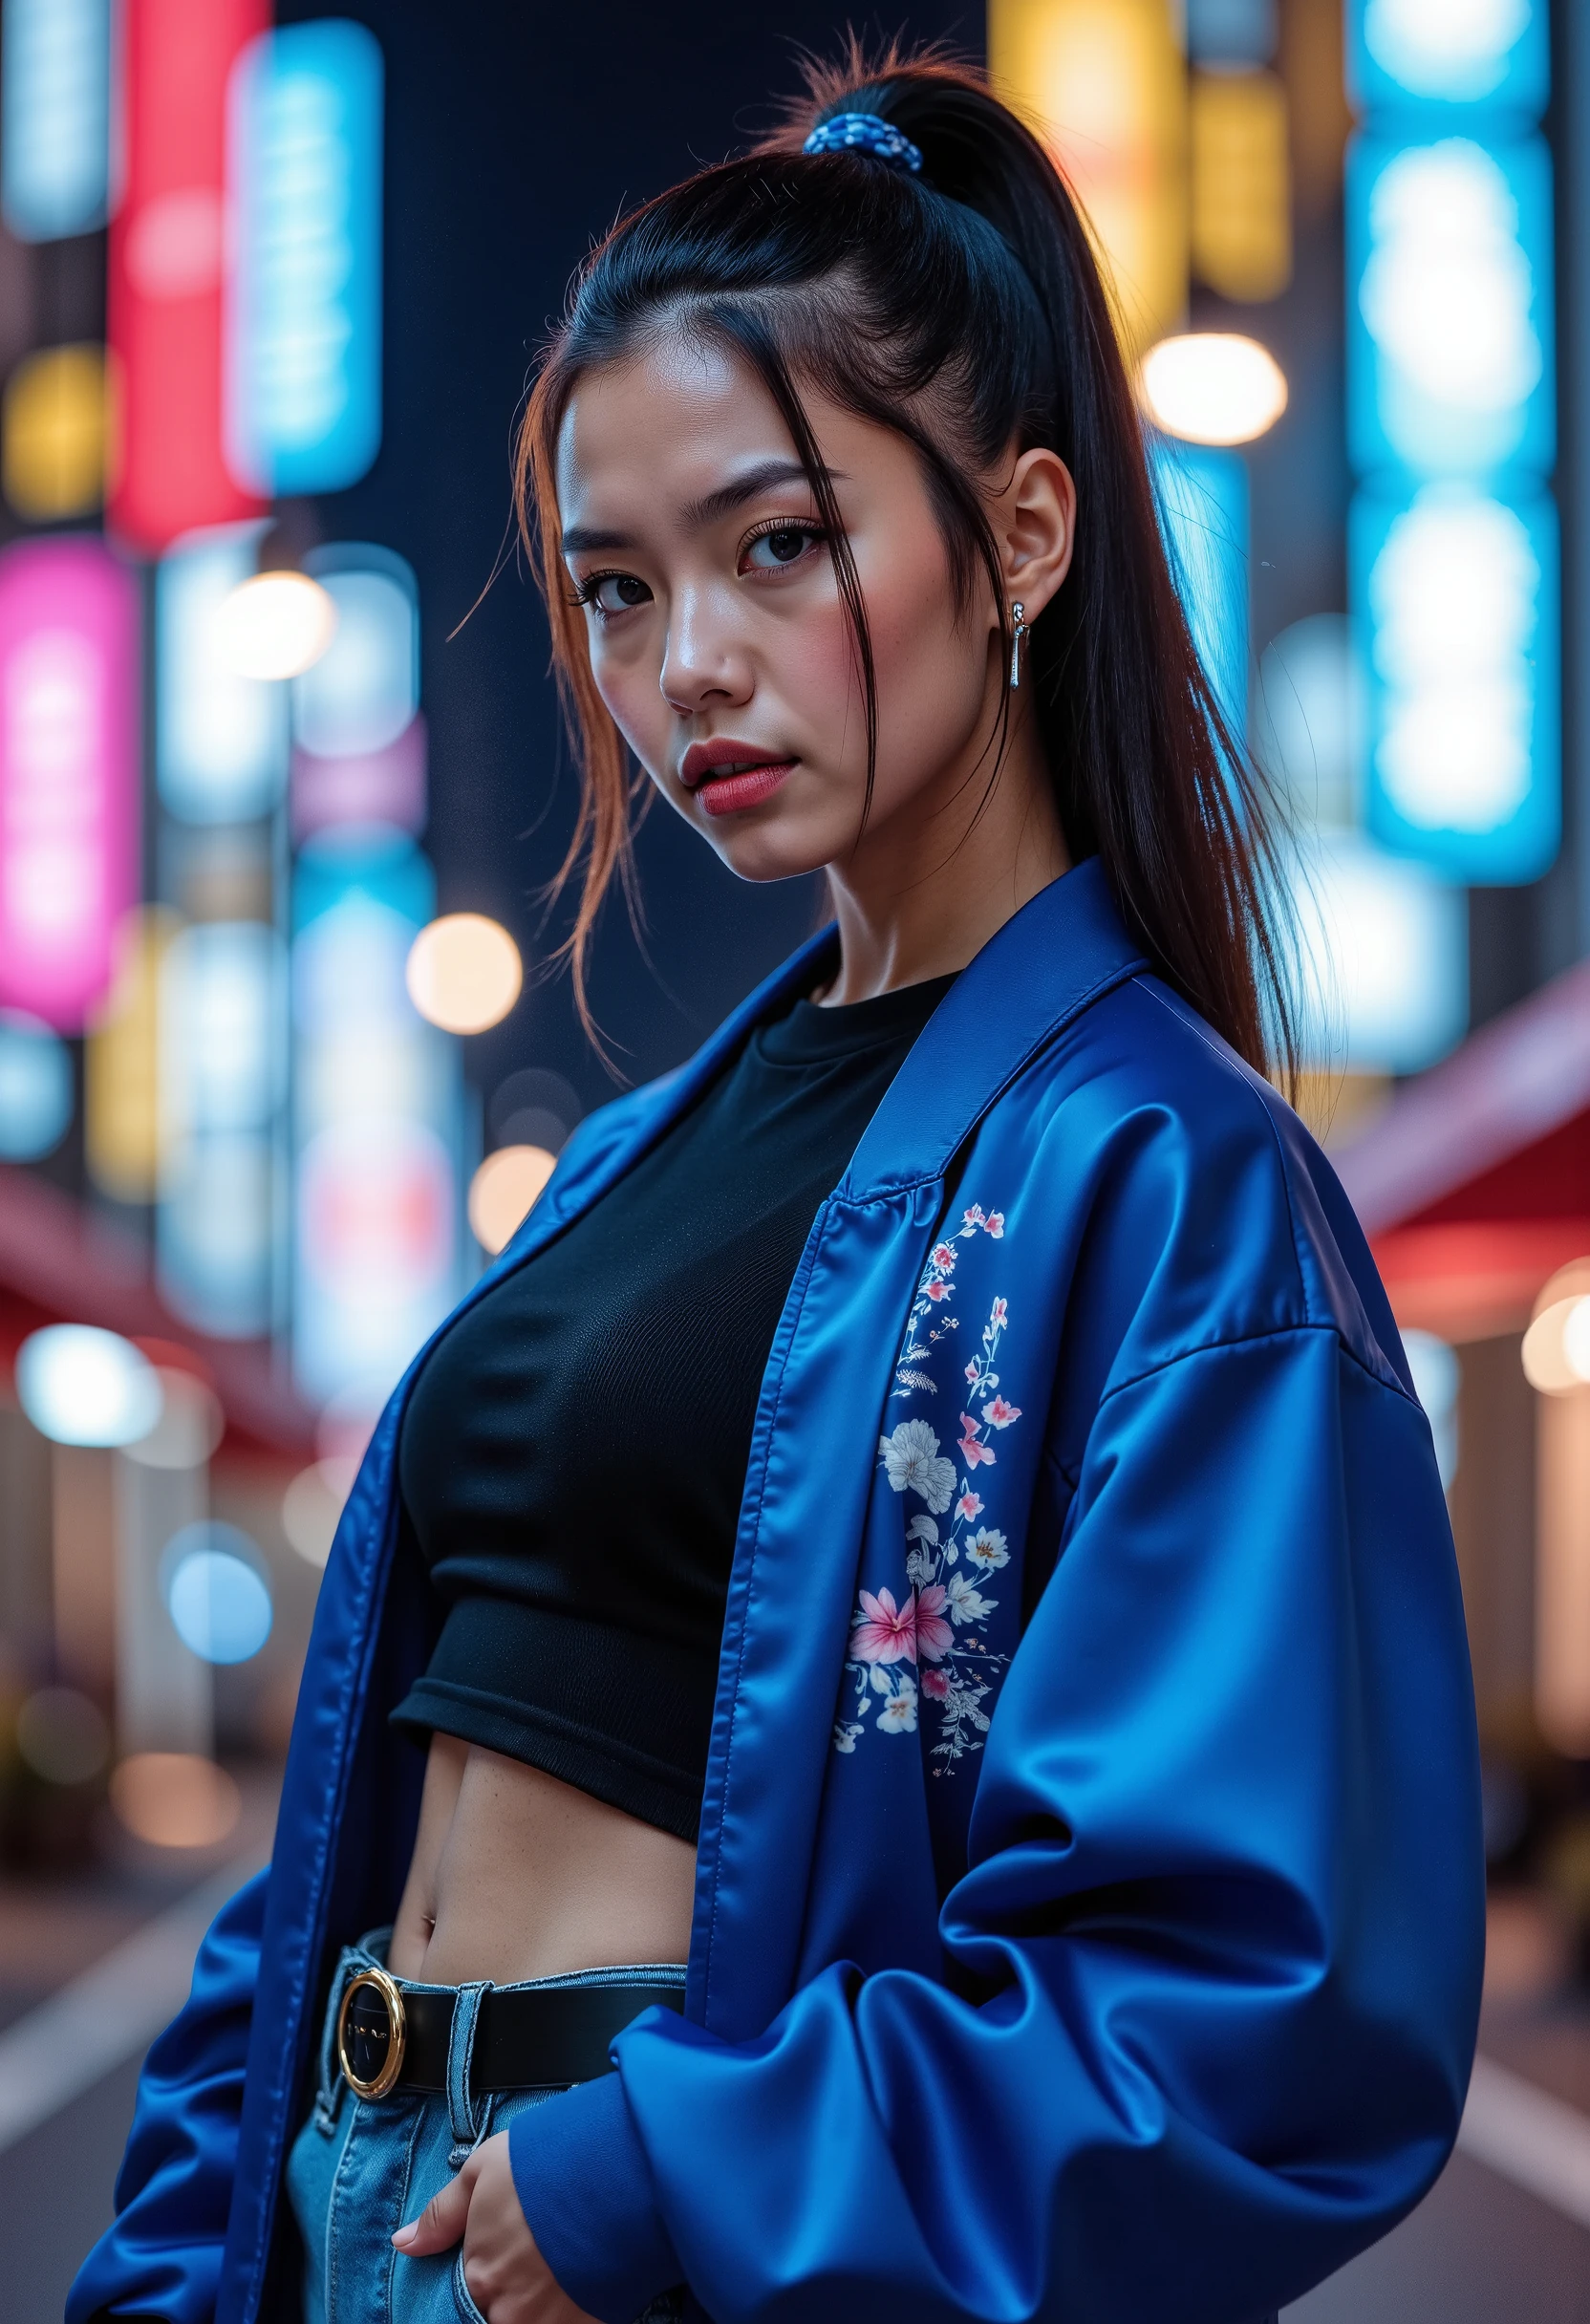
[287,1930,687,2324]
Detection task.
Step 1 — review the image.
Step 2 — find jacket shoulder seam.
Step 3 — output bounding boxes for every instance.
[1096,1319,1422,1412]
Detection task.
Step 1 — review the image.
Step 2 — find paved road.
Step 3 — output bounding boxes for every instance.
[7,2050,141,2324]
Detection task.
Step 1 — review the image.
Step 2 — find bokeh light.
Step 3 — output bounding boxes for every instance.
[281,1455,355,1568]
[161,1522,273,1663]
[214,569,337,680]
[1285,825,1468,1074]
[109,1753,242,1849]
[405,913,523,1034]
[468,1145,556,1256]
[291,558,418,757]
[2,343,107,520]
[1140,332,1289,444]
[15,1324,162,1448]
[0,1007,73,1158]
[1522,1293,1590,1394]
[15,1687,110,1787]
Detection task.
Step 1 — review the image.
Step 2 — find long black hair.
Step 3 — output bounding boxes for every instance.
[517,38,1295,1081]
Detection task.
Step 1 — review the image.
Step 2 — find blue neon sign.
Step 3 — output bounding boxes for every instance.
[226,19,383,498]
[1,0,111,243]
[1347,131,1554,482]
[1347,0,1547,118]
[1352,479,1559,884]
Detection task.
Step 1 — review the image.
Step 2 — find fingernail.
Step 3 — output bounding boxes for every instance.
[392,2225,416,2249]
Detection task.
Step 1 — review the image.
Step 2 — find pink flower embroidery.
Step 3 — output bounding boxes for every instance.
[932,1243,957,1270]
[956,1490,984,1521]
[990,1297,1007,1325]
[981,1395,1022,1430]
[921,1668,951,1700]
[926,1280,947,1302]
[913,1584,954,1663]
[850,1587,916,1665]
[961,1205,986,1229]
[959,1414,997,1468]
[964,1361,979,1383]
[984,1212,1005,1238]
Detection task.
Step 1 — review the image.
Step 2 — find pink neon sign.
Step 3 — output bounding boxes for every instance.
[0,540,140,1030]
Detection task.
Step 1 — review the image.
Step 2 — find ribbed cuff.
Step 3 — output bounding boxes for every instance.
[509,2071,681,2324]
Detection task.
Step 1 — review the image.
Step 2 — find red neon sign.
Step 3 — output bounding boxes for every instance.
[108,0,268,552]
[0,541,140,1031]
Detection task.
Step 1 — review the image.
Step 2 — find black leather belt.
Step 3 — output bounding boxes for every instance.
[338,1966,685,2101]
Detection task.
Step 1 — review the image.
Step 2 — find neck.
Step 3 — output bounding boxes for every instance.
[817,691,1070,1006]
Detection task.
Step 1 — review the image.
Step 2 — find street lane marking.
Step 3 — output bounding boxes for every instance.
[1458,2053,1590,2230]
[0,1850,267,2153]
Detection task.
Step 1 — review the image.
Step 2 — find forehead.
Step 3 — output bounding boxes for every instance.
[555,334,801,521]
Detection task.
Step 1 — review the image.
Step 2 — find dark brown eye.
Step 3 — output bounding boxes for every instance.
[587,571,652,614]
[744,525,822,572]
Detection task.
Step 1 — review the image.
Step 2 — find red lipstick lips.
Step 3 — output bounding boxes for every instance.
[679,739,795,818]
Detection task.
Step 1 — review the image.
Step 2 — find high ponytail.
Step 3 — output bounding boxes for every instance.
[516,37,1296,1084]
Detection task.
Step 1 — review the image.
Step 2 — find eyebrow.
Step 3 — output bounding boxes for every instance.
[561,458,838,559]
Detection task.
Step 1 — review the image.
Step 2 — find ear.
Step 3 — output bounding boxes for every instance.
[989,447,1076,628]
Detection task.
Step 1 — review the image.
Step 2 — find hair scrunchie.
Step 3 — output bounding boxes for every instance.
[802,112,923,175]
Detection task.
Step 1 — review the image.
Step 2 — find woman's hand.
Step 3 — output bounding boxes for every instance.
[393,2128,600,2324]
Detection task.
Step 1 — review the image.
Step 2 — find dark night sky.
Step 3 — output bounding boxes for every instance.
[277,2,981,1126]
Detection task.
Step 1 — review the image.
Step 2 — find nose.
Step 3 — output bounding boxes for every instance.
[659,582,752,717]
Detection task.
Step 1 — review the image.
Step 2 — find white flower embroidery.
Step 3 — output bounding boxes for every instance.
[945,1571,996,1625]
[965,1526,1009,1571]
[878,1419,956,1514]
[844,1223,1020,1769]
[877,1678,918,1733]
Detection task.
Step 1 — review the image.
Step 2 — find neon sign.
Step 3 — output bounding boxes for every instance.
[1,0,112,243]
[109,0,268,552]
[226,20,384,498]
[0,540,139,1031]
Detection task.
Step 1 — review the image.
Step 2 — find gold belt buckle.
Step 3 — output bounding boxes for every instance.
[337,1966,407,2099]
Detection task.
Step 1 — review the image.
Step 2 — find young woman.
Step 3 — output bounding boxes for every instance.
[73,48,1483,2324]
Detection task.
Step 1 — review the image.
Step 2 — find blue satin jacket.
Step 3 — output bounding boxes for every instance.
[72,861,1484,2324]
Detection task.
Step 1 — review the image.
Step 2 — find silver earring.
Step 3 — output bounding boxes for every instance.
[1009,602,1028,689]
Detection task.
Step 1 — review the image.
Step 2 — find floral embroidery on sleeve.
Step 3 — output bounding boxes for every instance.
[833,1204,1020,1767]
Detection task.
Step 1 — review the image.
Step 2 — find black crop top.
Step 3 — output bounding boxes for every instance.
[392,972,956,1841]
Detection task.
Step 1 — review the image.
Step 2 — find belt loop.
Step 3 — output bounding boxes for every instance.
[446,1982,490,2166]
[315,1947,363,2129]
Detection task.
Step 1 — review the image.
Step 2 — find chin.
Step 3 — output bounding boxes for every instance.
[711,836,830,886]
[699,807,850,887]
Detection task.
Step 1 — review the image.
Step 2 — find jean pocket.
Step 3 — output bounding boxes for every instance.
[451,2249,490,2324]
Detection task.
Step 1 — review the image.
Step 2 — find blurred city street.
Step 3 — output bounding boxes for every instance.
[3,0,1590,2316]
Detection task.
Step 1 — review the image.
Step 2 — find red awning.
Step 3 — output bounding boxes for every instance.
[1333,958,1590,1339]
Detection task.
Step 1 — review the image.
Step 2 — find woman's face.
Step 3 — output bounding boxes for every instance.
[554,334,1061,887]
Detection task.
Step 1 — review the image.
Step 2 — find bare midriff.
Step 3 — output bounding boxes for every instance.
[387,1733,697,1986]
